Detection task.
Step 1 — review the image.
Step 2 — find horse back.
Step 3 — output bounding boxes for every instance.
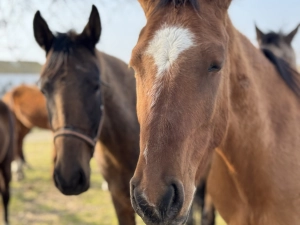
[2,85,49,129]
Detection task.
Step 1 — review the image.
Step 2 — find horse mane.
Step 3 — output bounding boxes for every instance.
[157,0,199,10]
[262,48,300,97]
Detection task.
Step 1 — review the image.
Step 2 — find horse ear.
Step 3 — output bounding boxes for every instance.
[33,11,54,53]
[78,5,101,51]
[138,0,152,14]
[255,24,265,43]
[284,24,299,45]
[216,0,232,9]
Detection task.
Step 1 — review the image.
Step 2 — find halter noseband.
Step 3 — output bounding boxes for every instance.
[53,106,103,148]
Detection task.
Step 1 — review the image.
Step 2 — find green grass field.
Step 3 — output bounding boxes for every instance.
[6,130,226,225]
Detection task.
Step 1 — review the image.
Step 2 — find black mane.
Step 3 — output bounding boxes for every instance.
[262,49,300,97]
[157,0,199,10]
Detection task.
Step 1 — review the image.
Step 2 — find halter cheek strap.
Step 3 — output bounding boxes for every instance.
[53,106,103,148]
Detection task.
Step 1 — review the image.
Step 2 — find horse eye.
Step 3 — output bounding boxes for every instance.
[41,82,51,95]
[208,63,222,72]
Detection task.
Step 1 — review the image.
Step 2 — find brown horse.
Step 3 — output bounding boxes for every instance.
[195,23,300,225]
[2,84,50,180]
[129,1,300,224]
[33,5,140,225]
[182,27,300,225]
[0,100,15,225]
[256,23,299,70]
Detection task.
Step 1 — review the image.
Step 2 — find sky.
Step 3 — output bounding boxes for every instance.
[0,0,299,65]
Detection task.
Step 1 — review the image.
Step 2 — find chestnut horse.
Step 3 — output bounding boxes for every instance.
[2,84,49,180]
[129,1,300,225]
[256,23,299,70]
[33,6,139,225]
[0,100,15,225]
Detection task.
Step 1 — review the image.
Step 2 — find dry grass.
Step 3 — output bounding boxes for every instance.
[4,129,226,225]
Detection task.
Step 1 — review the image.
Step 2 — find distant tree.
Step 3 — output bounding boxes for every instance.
[0,0,132,61]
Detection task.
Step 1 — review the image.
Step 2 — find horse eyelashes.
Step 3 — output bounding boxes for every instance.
[208,63,222,72]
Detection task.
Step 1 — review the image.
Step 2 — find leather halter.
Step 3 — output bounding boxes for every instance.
[53,106,103,148]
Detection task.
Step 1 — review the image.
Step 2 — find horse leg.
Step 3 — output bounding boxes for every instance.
[201,194,215,225]
[185,180,216,225]
[17,124,30,166]
[196,180,215,225]
[195,180,216,225]
[1,164,11,225]
[109,180,136,225]
[94,144,136,225]
[12,124,30,181]
[186,202,195,225]
[185,180,215,225]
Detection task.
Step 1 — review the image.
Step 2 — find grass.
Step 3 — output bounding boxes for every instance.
[5,129,226,225]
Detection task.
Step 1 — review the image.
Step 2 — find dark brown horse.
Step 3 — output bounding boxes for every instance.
[0,100,15,225]
[129,1,300,224]
[33,6,140,225]
[256,23,299,70]
[2,84,50,180]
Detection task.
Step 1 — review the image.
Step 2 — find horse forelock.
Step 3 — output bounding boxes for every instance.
[40,31,99,81]
[40,32,76,80]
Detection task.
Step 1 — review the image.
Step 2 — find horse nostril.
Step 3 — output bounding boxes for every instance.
[72,169,85,187]
[131,180,184,223]
[79,170,86,185]
[160,185,175,215]
[159,182,184,219]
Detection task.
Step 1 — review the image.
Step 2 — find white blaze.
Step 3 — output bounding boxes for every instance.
[143,26,195,161]
[146,25,195,77]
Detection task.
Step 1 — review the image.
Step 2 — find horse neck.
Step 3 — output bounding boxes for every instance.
[220,17,300,182]
[96,51,139,152]
[277,41,297,70]
[286,50,297,71]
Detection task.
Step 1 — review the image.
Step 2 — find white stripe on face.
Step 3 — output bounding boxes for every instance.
[145,25,195,109]
[142,26,195,161]
[146,25,195,77]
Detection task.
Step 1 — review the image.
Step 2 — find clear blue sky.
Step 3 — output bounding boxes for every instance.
[0,0,299,65]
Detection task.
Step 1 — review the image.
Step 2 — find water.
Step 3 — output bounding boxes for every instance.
[0,73,39,97]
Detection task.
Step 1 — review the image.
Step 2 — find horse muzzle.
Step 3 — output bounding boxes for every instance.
[130,177,188,225]
[53,167,89,195]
